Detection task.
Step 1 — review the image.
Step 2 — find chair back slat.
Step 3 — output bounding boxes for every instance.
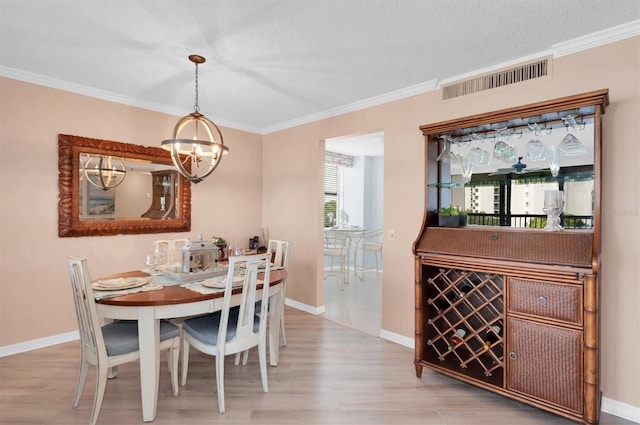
[324,231,348,253]
[219,254,271,353]
[154,238,189,265]
[67,257,106,361]
[268,239,290,269]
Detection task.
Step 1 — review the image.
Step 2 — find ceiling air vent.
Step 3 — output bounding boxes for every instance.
[442,58,550,100]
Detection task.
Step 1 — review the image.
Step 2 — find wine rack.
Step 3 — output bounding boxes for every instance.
[424,267,504,385]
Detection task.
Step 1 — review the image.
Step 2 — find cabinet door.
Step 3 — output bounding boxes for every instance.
[506,317,583,415]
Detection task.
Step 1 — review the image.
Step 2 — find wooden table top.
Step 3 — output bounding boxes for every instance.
[96,269,287,307]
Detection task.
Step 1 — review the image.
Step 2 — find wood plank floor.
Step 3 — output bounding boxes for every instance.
[0,308,634,425]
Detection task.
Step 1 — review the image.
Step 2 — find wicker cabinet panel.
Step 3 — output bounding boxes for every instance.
[507,317,583,415]
[507,278,583,325]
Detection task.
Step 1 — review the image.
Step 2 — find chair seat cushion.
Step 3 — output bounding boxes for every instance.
[102,319,179,356]
[182,308,259,345]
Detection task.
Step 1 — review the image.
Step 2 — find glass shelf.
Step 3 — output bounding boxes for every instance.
[428,171,594,189]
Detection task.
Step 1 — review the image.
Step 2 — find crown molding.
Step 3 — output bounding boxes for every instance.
[553,20,640,57]
[0,65,262,135]
[261,79,438,134]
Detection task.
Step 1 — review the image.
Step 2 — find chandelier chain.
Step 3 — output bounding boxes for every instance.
[193,62,200,113]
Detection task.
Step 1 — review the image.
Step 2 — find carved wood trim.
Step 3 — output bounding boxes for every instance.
[58,134,191,237]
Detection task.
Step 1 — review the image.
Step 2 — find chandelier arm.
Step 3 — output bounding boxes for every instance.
[169,147,198,182]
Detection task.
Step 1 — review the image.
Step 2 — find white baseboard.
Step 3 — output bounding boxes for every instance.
[0,331,78,358]
[379,327,414,348]
[284,297,325,315]
[602,397,640,423]
[2,311,638,424]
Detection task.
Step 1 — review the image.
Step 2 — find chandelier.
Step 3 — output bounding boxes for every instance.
[161,55,229,184]
[83,154,127,191]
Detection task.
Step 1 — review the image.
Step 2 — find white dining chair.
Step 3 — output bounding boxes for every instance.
[235,238,290,366]
[180,253,271,414]
[267,239,290,346]
[324,230,348,290]
[67,257,180,425]
[358,228,383,276]
[154,238,189,266]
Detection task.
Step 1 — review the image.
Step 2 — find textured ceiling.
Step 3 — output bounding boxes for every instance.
[1,0,638,134]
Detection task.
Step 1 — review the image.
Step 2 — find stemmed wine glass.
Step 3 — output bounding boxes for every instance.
[467,133,490,166]
[548,145,561,177]
[436,136,453,163]
[154,245,167,269]
[493,128,517,163]
[145,252,158,272]
[461,156,473,183]
[558,115,586,156]
[525,123,547,161]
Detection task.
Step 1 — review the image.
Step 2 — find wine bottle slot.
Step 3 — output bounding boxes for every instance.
[448,328,467,350]
[459,282,474,295]
[483,324,503,349]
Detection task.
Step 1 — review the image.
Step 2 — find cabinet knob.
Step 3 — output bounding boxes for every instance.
[490,234,499,241]
[537,296,548,306]
[509,351,518,360]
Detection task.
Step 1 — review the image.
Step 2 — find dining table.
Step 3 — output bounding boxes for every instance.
[95,267,287,422]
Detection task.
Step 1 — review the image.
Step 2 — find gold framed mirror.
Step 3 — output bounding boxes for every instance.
[58,134,191,237]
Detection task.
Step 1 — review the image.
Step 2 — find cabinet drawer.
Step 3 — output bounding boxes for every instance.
[507,278,583,325]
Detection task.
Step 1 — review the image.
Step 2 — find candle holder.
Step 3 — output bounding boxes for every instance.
[543,190,564,231]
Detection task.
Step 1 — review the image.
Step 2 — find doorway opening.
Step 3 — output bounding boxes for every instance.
[322,131,384,336]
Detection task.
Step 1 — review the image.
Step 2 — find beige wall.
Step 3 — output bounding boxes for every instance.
[262,37,640,408]
[0,79,264,346]
[0,36,638,410]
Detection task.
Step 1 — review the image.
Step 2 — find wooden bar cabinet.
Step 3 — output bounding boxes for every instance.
[413,90,609,424]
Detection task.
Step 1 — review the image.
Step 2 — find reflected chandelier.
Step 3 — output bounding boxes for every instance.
[83,155,127,191]
[161,55,229,184]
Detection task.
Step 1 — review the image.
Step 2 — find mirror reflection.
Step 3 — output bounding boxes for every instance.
[79,154,179,221]
[440,113,595,229]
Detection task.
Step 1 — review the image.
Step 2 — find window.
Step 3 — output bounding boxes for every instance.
[324,163,342,227]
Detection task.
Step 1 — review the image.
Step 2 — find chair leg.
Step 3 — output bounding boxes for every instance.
[279,311,287,347]
[168,341,180,396]
[73,357,89,408]
[258,337,269,393]
[180,340,190,386]
[279,286,287,347]
[233,349,250,366]
[90,364,109,425]
[107,366,118,378]
[216,355,226,414]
